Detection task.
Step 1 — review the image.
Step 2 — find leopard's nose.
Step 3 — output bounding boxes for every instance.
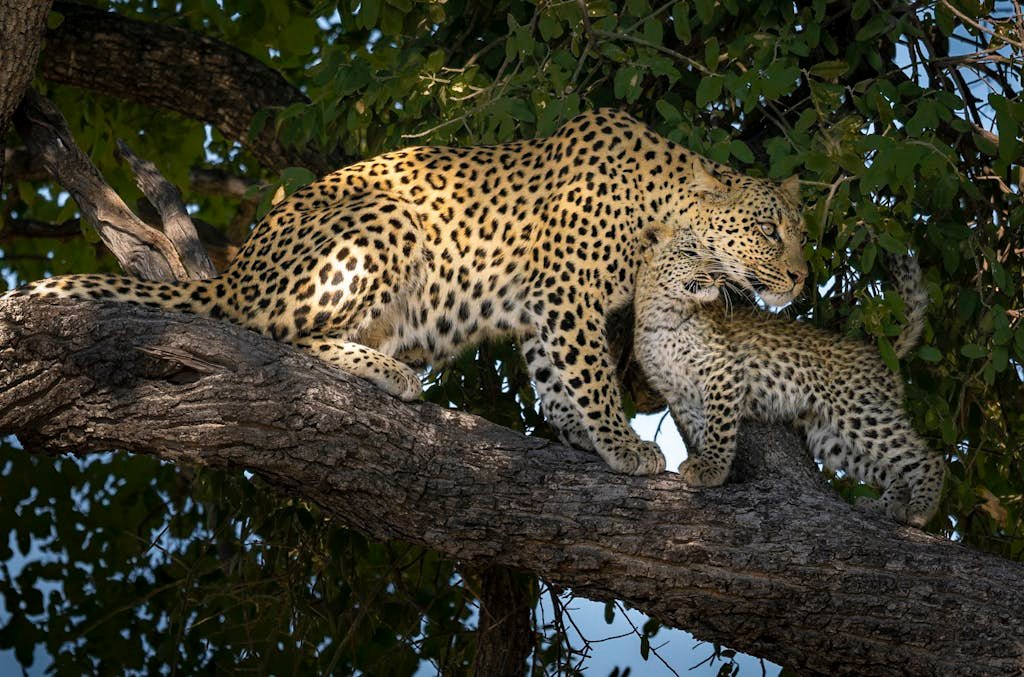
[788,269,806,285]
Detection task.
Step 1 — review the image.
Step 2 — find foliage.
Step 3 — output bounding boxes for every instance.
[1,0,1021,672]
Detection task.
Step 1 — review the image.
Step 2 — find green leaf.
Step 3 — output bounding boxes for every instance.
[809,80,844,111]
[704,37,720,70]
[640,634,651,660]
[960,344,987,359]
[656,99,682,123]
[992,346,1009,372]
[672,2,692,42]
[877,232,904,254]
[614,67,643,103]
[918,346,942,362]
[877,337,899,372]
[279,166,316,193]
[729,140,754,163]
[643,17,663,45]
[539,14,563,41]
[694,0,714,23]
[696,75,723,107]
[855,14,890,41]
[494,97,535,123]
[808,60,848,80]
[860,242,877,273]
[280,18,318,54]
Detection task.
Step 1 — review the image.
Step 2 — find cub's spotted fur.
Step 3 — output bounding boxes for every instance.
[635,234,944,526]
[7,109,808,475]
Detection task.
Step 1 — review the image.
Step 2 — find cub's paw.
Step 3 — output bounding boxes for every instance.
[678,457,729,487]
[604,441,666,475]
[854,496,909,525]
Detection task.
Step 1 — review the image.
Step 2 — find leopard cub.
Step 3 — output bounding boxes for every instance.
[634,233,945,527]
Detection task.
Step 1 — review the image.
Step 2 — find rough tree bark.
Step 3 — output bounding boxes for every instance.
[115,140,218,279]
[13,90,188,281]
[0,0,53,183]
[1,296,1022,676]
[470,566,535,677]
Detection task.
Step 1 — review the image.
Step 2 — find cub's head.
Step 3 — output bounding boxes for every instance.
[651,229,721,303]
[687,159,808,306]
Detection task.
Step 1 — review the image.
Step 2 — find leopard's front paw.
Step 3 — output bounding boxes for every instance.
[557,427,597,453]
[604,441,666,475]
[678,457,729,487]
[398,371,424,401]
[382,365,423,401]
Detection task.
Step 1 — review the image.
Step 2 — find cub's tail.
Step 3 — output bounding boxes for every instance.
[888,255,928,359]
[3,274,229,319]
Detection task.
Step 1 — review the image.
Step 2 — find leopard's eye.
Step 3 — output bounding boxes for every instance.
[759,222,778,239]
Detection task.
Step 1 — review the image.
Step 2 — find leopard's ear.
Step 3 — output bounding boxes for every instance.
[690,157,727,198]
[780,175,801,203]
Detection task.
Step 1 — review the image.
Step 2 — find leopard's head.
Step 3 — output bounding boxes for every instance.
[686,159,807,306]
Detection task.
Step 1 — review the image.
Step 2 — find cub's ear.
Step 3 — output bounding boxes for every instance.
[640,222,673,250]
[690,157,727,198]
[780,175,801,203]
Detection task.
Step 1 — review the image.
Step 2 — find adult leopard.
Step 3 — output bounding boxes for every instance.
[7,109,808,475]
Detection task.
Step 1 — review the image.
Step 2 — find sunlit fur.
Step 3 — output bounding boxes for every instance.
[6,109,807,476]
[634,233,944,527]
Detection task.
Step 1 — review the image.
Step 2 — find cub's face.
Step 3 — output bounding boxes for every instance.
[687,161,808,306]
[656,233,722,303]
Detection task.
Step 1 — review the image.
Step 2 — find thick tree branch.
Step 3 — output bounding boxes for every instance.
[0,0,52,184]
[471,566,534,676]
[5,147,256,201]
[13,90,188,280]
[0,217,82,242]
[116,140,218,279]
[40,1,348,174]
[1,296,1022,676]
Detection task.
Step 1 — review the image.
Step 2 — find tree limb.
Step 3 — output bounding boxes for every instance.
[1,295,1021,676]
[12,90,188,281]
[5,147,256,202]
[115,140,218,279]
[0,0,52,184]
[40,1,348,174]
[0,217,83,242]
[470,566,535,676]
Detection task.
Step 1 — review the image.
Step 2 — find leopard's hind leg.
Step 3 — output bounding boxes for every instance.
[290,336,422,400]
[245,191,426,400]
[854,479,911,524]
[802,410,941,527]
[903,445,946,528]
[801,413,905,520]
